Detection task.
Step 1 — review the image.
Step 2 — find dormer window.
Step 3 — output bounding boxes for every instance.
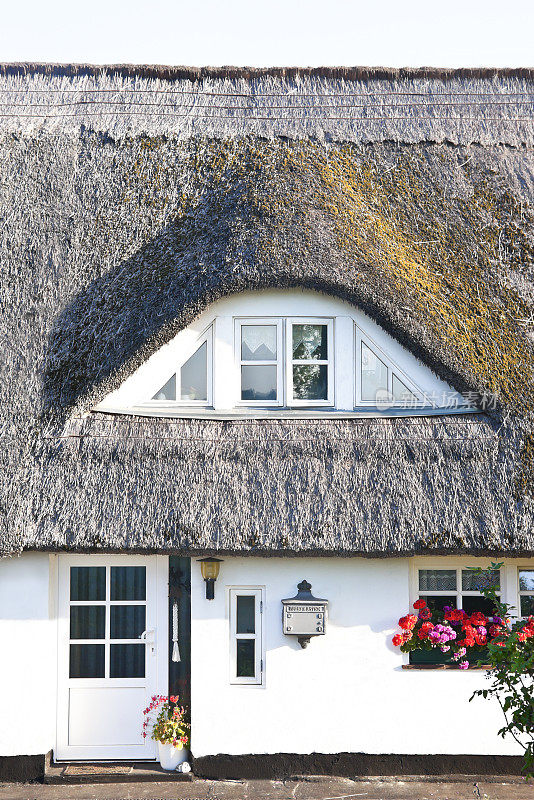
[95,289,474,418]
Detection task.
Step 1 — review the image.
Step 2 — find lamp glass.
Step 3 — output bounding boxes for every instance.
[199,558,221,581]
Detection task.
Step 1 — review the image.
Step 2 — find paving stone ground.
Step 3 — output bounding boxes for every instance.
[1,777,533,800]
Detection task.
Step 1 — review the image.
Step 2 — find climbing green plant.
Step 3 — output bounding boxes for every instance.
[469,563,534,778]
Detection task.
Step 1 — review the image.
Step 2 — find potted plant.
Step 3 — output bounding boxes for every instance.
[391,598,499,668]
[142,694,190,771]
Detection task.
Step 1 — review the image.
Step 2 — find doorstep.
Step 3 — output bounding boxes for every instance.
[44,761,193,784]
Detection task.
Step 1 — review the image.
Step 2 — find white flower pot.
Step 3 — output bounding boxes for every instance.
[158,741,189,771]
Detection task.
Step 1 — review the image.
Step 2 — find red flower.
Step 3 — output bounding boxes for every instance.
[392,634,403,646]
[469,612,488,627]
[418,607,432,620]
[413,599,427,610]
[461,622,476,637]
[458,637,475,648]
[402,631,413,642]
[474,632,487,646]
[489,624,503,638]
[420,621,434,633]
[517,630,528,643]
[399,615,418,631]
[445,608,464,622]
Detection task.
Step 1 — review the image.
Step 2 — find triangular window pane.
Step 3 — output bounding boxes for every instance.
[392,373,417,403]
[181,341,207,401]
[152,374,176,401]
[361,342,388,402]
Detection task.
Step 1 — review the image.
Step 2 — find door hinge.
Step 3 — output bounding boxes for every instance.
[260,600,263,613]
[261,658,264,672]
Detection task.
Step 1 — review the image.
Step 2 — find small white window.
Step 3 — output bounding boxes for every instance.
[236,319,283,406]
[356,329,423,408]
[229,588,263,685]
[148,326,213,407]
[518,569,534,618]
[286,318,334,407]
[417,567,501,615]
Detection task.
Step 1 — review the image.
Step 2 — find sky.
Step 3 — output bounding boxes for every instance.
[0,0,533,68]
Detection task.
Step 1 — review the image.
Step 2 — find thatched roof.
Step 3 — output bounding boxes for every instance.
[1,65,534,557]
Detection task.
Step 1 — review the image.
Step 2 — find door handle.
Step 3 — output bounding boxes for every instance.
[140,628,156,655]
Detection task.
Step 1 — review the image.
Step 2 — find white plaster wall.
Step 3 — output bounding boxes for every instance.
[191,557,523,757]
[0,553,56,756]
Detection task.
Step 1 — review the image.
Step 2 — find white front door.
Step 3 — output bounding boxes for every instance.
[56,555,167,761]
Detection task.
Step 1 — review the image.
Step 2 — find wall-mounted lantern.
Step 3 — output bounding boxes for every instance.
[282,579,328,649]
[197,557,223,600]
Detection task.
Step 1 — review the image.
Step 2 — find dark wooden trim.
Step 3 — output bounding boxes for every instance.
[191,752,525,779]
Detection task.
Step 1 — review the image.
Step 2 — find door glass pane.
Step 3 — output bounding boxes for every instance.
[111,567,146,601]
[236,639,255,678]
[70,567,106,601]
[292,324,327,360]
[152,374,176,401]
[70,644,105,678]
[361,343,388,402]
[392,374,417,403]
[520,595,534,617]
[180,342,207,401]
[236,596,255,634]
[519,570,534,591]
[293,364,327,400]
[241,365,277,401]
[110,644,145,678]
[462,595,497,616]
[419,569,457,591]
[70,606,105,640]
[110,605,146,639]
[462,569,500,591]
[241,325,277,361]
[419,595,457,613]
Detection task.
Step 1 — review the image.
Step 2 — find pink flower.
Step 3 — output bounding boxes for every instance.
[458,660,469,670]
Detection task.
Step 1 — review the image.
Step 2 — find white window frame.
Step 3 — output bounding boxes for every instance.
[144,325,213,408]
[409,561,502,612]
[229,587,264,685]
[355,326,426,408]
[286,317,334,407]
[234,318,284,407]
[518,567,534,619]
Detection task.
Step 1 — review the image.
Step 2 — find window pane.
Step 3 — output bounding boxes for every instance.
[70,567,106,601]
[462,569,500,591]
[292,324,327,360]
[419,569,457,591]
[462,595,497,616]
[110,606,146,639]
[241,365,277,401]
[180,342,207,401]
[70,644,105,678]
[520,595,534,617]
[392,374,417,403]
[293,365,327,400]
[419,595,457,613]
[111,567,146,601]
[236,596,255,634]
[236,639,255,678]
[152,374,176,401]
[241,325,277,361]
[70,606,105,640]
[110,644,145,678]
[361,343,388,402]
[519,570,534,591]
